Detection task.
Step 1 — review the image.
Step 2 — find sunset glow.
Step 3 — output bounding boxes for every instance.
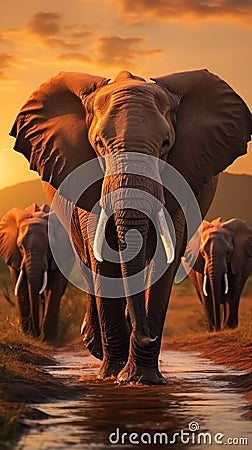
[0,0,252,189]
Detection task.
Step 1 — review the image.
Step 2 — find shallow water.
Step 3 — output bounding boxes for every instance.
[17,350,251,450]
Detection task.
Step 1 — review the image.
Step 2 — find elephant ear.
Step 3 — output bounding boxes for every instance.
[48,211,76,274]
[25,203,41,214]
[152,69,252,195]
[182,220,211,273]
[40,204,50,213]
[10,72,109,192]
[224,218,252,273]
[210,217,223,228]
[0,208,31,269]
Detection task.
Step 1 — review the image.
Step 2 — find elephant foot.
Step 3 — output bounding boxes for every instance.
[225,317,238,329]
[117,360,167,385]
[81,315,103,361]
[83,333,103,361]
[97,358,127,381]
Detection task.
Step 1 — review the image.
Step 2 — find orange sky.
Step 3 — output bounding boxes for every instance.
[0,0,252,189]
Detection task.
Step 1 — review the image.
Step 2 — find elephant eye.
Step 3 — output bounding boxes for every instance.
[161,138,170,149]
[96,137,104,148]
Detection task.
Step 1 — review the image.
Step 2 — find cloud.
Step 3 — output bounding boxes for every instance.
[66,23,94,40]
[2,11,90,51]
[0,53,17,80]
[26,12,80,48]
[109,0,252,22]
[95,36,162,68]
[27,12,61,37]
[57,52,92,63]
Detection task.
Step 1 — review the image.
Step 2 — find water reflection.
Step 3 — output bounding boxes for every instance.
[17,351,251,450]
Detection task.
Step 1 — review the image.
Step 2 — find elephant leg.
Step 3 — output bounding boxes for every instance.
[96,296,130,380]
[41,271,68,343]
[225,295,240,329]
[117,264,176,385]
[79,215,130,379]
[225,299,239,328]
[10,269,33,334]
[189,272,215,331]
[81,293,103,360]
[84,252,130,379]
[222,301,229,328]
[224,274,244,329]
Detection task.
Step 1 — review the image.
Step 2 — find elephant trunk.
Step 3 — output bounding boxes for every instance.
[25,254,48,337]
[207,258,222,331]
[114,208,157,349]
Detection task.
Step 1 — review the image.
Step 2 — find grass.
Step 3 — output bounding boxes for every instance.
[57,283,87,344]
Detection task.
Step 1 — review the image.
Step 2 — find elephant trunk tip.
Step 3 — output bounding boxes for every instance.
[135,333,158,349]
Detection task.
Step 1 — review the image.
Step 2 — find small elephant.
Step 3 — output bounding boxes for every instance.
[10,69,252,383]
[183,218,252,331]
[0,203,74,342]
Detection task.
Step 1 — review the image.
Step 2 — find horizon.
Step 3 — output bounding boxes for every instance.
[1,169,252,193]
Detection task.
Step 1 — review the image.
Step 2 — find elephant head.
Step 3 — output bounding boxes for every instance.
[0,203,50,336]
[184,218,252,330]
[9,69,252,346]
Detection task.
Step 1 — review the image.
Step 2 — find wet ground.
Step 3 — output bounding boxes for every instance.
[16,350,251,450]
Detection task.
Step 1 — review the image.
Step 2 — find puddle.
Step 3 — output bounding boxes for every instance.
[16,351,251,449]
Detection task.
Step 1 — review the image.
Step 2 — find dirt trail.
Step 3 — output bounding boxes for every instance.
[16,347,252,450]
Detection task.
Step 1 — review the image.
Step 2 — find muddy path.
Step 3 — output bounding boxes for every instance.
[16,350,251,450]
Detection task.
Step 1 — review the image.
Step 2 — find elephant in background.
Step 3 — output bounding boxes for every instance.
[183,218,252,331]
[9,69,252,384]
[0,203,74,342]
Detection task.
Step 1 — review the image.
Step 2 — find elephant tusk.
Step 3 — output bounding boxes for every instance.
[203,273,208,297]
[93,208,109,262]
[14,269,24,296]
[224,273,229,295]
[39,271,48,294]
[157,208,175,264]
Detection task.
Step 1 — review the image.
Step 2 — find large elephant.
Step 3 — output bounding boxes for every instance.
[9,69,252,384]
[183,218,252,331]
[0,203,73,342]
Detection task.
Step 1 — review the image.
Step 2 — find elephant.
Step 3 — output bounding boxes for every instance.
[9,69,252,384]
[0,203,74,342]
[183,218,252,331]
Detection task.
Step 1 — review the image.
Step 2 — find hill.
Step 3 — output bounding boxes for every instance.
[206,172,252,226]
[0,173,252,225]
[0,180,47,217]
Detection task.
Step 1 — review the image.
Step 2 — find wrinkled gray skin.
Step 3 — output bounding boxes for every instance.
[0,203,73,343]
[183,218,252,331]
[10,69,252,383]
